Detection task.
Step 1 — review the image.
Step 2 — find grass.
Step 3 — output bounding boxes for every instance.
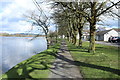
[67,41,120,78]
[2,43,60,79]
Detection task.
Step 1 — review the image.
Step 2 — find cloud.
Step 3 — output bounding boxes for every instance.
[0,0,53,33]
[0,0,119,34]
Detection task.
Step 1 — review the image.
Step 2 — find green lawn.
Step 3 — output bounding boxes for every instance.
[67,41,120,78]
[2,43,60,79]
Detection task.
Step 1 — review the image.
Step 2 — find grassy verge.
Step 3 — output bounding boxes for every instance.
[2,43,60,79]
[67,41,120,78]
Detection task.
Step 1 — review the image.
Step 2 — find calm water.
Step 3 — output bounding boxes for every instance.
[0,37,47,74]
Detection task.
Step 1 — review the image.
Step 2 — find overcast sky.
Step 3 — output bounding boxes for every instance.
[0,0,118,34]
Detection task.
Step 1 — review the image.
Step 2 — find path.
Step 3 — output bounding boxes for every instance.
[49,40,83,79]
[95,41,120,47]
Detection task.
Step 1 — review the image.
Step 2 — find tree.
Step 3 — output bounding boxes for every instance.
[25,0,52,49]
[52,2,84,45]
[52,1,119,53]
[68,1,119,53]
[87,1,119,53]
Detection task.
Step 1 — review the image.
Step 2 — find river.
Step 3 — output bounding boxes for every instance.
[0,37,47,74]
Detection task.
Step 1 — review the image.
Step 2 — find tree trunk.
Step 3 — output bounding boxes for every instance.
[89,22,96,53]
[73,35,76,45]
[71,33,75,44]
[67,32,70,41]
[55,27,58,43]
[56,34,57,43]
[89,2,97,54]
[72,31,77,45]
[45,34,49,49]
[78,27,83,47]
[71,33,74,44]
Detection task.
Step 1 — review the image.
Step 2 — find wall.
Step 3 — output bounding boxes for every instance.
[104,30,118,41]
[77,32,89,41]
[96,35,104,41]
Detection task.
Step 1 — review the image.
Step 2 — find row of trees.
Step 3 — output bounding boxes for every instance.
[26,0,119,53]
[52,0,119,53]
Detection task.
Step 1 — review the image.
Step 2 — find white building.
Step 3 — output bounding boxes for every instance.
[76,28,120,41]
[96,29,119,41]
[77,30,90,41]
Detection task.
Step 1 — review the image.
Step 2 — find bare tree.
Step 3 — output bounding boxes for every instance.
[25,0,52,49]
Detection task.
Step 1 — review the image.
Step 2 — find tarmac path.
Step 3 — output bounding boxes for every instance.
[49,40,83,79]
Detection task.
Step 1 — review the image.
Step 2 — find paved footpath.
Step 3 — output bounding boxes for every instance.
[49,41,83,79]
[95,41,120,47]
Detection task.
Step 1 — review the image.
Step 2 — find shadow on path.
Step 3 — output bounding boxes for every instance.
[49,41,120,76]
[50,52,120,76]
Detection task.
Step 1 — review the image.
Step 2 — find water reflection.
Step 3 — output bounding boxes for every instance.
[1,37,47,73]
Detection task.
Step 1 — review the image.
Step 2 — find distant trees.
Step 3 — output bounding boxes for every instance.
[52,0,119,53]
[48,31,58,45]
[0,33,10,36]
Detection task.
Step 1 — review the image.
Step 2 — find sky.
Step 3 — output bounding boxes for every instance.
[0,0,55,34]
[0,0,119,34]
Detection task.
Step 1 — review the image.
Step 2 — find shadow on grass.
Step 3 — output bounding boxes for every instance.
[2,42,60,79]
[67,49,89,53]
[49,53,120,76]
[66,46,89,53]
[59,41,120,75]
[96,47,104,49]
[95,47,108,51]
[2,50,57,80]
[2,41,119,79]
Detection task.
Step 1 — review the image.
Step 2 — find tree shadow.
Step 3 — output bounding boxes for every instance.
[96,47,104,49]
[2,51,56,80]
[2,41,120,79]
[49,69,68,78]
[67,49,89,53]
[67,44,89,53]
[48,53,120,76]
[95,46,107,50]
[49,41,120,76]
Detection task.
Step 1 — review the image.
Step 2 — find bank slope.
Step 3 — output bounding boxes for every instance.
[2,43,60,79]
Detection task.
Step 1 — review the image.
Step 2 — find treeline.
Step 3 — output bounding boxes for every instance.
[25,0,119,51]
[0,33,45,37]
[51,1,119,53]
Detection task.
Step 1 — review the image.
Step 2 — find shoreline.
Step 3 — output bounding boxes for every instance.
[0,35,46,37]
[1,43,60,79]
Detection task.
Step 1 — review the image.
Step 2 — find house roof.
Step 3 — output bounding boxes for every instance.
[82,28,120,35]
[96,29,112,35]
[113,28,120,32]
